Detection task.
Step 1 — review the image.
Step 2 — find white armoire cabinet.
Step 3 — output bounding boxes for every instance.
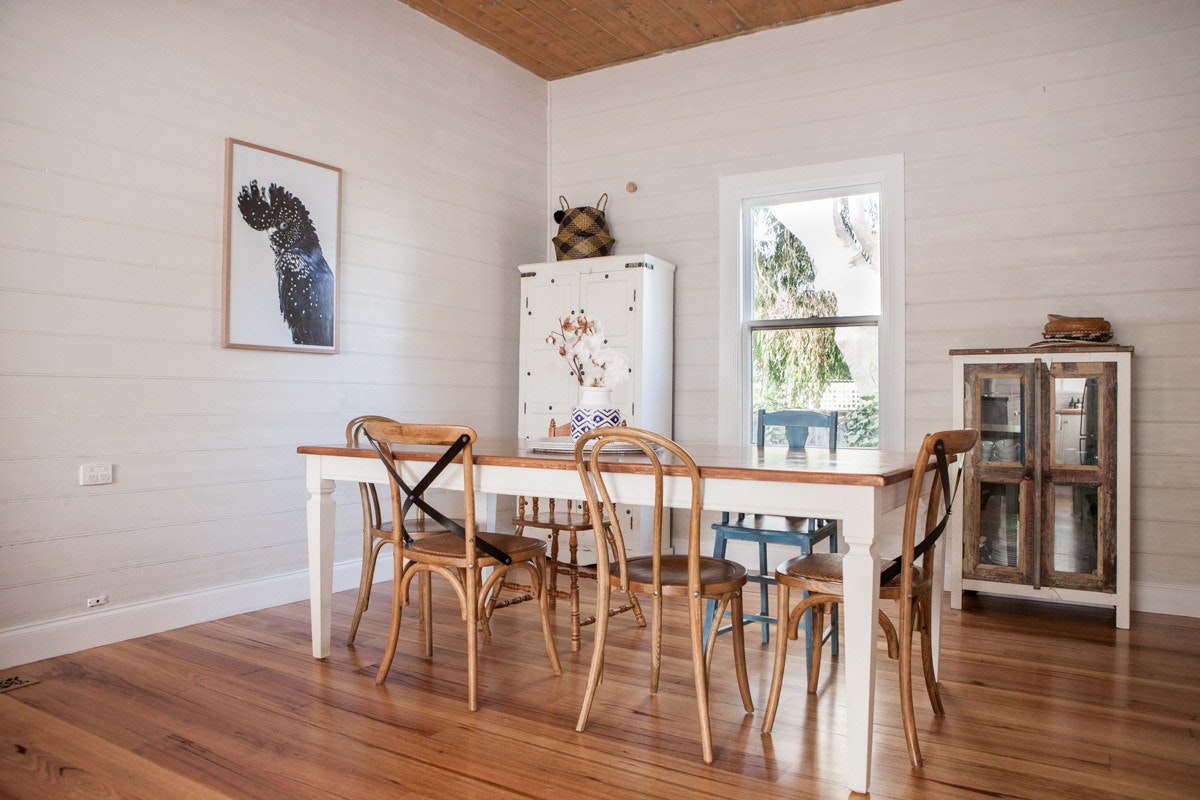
[517,254,675,555]
[517,253,675,439]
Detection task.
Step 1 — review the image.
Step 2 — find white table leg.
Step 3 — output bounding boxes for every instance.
[306,456,335,658]
[840,490,882,794]
[476,490,498,531]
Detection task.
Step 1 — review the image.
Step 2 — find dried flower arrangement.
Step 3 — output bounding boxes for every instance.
[546,313,630,388]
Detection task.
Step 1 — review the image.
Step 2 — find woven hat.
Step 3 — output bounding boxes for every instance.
[1042,314,1113,342]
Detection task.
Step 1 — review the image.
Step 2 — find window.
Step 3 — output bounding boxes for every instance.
[718,156,904,449]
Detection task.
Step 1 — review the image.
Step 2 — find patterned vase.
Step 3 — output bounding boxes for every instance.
[570,386,622,439]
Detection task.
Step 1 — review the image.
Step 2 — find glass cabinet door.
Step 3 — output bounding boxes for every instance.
[963,363,1035,584]
[1037,361,1118,592]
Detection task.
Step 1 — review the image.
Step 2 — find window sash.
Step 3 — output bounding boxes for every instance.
[717,155,905,449]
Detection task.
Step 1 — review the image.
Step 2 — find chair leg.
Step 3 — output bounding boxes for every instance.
[606,523,645,628]
[568,530,582,652]
[625,585,646,626]
[916,593,944,716]
[704,531,728,642]
[375,554,406,685]
[576,575,613,732]
[729,590,754,713]
[758,540,771,645]
[536,555,562,676]
[688,592,715,764]
[483,524,534,623]
[880,608,900,659]
[547,528,561,609]
[761,581,792,733]
[649,592,663,694]
[348,537,387,644]
[806,603,827,694]
[800,591,815,679]
[894,594,926,767]
[829,529,840,656]
[420,570,433,658]
[703,596,730,676]
[465,566,479,711]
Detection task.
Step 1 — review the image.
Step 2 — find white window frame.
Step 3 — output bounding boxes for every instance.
[717,155,905,449]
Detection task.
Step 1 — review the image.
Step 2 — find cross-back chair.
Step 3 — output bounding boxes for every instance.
[705,408,841,672]
[761,428,978,768]
[362,420,561,710]
[345,415,440,644]
[487,418,644,652]
[573,426,754,764]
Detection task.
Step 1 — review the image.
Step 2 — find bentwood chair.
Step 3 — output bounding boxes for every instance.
[761,429,978,767]
[573,426,754,764]
[363,420,561,710]
[705,409,841,668]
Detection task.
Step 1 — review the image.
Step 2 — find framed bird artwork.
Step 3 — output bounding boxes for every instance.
[223,139,341,353]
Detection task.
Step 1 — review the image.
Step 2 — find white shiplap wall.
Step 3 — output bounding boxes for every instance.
[0,0,548,666]
[548,0,1200,616]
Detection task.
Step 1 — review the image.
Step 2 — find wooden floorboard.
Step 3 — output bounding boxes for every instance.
[2,584,1198,799]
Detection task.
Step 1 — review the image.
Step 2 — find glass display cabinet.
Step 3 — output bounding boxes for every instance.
[949,345,1133,628]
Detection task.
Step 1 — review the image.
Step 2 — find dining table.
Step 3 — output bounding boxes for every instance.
[297,436,925,794]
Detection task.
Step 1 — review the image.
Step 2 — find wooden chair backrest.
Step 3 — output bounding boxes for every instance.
[361,420,482,564]
[889,429,979,599]
[346,415,397,533]
[573,426,703,595]
[757,408,838,450]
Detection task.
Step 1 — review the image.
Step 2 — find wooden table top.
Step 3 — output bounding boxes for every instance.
[298,437,918,488]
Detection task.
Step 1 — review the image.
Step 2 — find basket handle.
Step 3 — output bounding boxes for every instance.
[595,193,608,212]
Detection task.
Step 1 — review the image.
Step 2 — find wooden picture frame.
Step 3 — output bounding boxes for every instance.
[222,139,341,353]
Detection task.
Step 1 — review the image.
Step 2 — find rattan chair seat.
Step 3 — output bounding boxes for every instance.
[777,552,930,597]
[407,531,547,563]
[622,555,749,597]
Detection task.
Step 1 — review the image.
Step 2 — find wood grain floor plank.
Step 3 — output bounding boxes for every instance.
[0,697,236,800]
[2,585,1197,799]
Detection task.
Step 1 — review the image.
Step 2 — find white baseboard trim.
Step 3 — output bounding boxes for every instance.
[0,554,393,671]
[4,556,1196,671]
[1132,580,1200,619]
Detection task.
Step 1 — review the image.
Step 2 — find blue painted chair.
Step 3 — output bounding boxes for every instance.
[706,409,841,671]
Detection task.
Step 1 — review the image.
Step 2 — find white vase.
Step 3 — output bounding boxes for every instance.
[570,386,622,439]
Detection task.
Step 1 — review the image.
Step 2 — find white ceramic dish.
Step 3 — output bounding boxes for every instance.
[526,436,646,454]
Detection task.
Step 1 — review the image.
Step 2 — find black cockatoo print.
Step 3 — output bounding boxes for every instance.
[237,180,335,347]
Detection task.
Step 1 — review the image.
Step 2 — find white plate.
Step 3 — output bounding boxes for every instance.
[526,436,646,454]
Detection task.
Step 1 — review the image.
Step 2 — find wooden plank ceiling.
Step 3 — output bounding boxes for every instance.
[394,0,904,80]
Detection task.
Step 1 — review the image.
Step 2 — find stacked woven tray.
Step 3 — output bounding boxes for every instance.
[1038,314,1114,344]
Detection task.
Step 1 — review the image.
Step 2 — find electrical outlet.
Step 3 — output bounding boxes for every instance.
[87,595,109,608]
[79,463,113,485]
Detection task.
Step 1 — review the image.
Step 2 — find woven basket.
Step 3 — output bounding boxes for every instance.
[552,194,614,260]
